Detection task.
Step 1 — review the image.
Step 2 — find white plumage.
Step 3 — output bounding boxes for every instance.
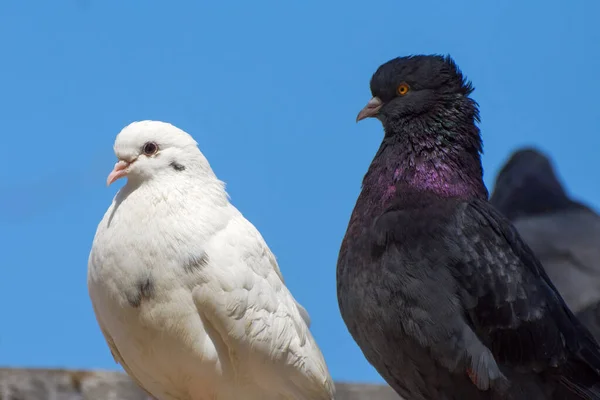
[88,120,335,400]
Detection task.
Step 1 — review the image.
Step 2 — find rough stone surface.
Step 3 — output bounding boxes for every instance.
[0,368,400,400]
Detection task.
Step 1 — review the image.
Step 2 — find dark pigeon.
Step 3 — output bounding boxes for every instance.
[337,54,600,400]
[490,148,600,341]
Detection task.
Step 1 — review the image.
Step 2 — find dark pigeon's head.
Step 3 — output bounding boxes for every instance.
[355,55,487,199]
[356,55,475,126]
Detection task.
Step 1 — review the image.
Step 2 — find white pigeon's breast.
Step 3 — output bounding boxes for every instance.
[87,196,245,399]
[89,251,272,400]
[88,190,222,310]
[89,281,226,400]
[88,239,226,398]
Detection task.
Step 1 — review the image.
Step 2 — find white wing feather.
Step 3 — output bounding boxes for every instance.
[192,213,334,400]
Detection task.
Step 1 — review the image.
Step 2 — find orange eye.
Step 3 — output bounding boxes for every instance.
[397,83,410,96]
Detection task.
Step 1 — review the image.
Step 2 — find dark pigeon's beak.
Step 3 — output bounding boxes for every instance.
[356,97,383,122]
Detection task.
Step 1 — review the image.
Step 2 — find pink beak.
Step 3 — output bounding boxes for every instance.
[356,96,383,122]
[106,160,131,186]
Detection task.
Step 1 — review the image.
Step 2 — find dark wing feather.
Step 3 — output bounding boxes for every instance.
[454,199,600,397]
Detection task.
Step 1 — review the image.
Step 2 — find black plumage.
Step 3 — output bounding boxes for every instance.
[337,55,600,399]
[490,148,600,342]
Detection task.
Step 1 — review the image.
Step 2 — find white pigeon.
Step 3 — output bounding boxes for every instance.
[87,120,335,400]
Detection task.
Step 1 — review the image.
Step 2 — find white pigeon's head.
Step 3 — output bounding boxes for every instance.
[107,120,212,186]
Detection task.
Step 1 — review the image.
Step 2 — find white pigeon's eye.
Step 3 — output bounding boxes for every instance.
[142,142,159,156]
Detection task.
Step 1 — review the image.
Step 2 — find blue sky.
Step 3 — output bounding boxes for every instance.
[1,0,599,385]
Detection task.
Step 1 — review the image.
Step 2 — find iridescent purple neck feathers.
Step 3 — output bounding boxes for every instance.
[362,140,487,206]
[358,98,488,212]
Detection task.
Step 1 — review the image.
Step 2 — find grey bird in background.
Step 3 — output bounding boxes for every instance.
[490,148,600,340]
